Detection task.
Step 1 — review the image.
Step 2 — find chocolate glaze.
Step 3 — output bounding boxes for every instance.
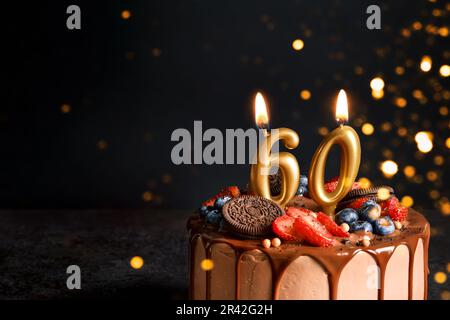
[188,197,430,300]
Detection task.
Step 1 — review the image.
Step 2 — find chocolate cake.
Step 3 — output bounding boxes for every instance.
[188,184,430,300]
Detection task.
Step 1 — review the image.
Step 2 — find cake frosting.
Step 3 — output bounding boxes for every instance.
[188,196,430,300]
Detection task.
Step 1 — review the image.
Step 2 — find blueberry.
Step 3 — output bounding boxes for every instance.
[335,208,359,225]
[359,203,381,223]
[350,220,373,233]
[373,216,395,235]
[299,175,308,187]
[206,210,222,225]
[199,206,212,218]
[296,185,308,196]
[214,196,232,209]
[360,199,378,209]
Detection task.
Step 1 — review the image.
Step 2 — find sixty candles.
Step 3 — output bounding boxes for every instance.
[308,90,361,217]
[249,93,300,208]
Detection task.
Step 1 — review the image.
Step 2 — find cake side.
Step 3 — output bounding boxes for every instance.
[188,197,430,300]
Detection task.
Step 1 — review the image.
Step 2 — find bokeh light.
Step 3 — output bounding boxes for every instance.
[292,39,304,51]
[361,123,374,135]
[403,165,416,178]
[358,177,371,189]
[377,187,391,201]
[200,259,214,271]
[434,272,447,284]
[121,10,131,20]
[380,160,398,178]
[130,256,144,269]
[439,65,450,77]
[401,195,414,207]
[300,90,311,100]
[420,56,432,72]
[370,77,385,91]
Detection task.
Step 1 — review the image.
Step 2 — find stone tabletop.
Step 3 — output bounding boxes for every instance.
[0,209,448,299]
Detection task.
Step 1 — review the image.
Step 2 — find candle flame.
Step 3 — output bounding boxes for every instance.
[254,92,269,129]
[336,89,349,124]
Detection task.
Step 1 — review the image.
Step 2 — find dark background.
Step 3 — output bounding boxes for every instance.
[2,0,448,211]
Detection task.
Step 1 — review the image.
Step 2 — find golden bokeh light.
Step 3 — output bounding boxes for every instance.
[434,272,447,284]
[372,89,384,99]
[61,104,71,114]
[438,27,449,37]
[200,259,214,271]
[441,201,450,216]
[381,122,392,132]
[439,106,449,116]
[377,187,391,201]
[97,139,108,151]
[426,171,438,182]
[361,123,374,135]
[401,195,414,207]
[380,160,398,178]
[429,190,440,200]
[292,39,304,51]
[412,21,422,30]
[121,10,131,20]
[300,90,311,100]
[395,66,405,75]
[130,256,144,269]
[142,191,153,202]
[434,155,444,166]
[358,177,371,189]
[440,65,450,77]
[415,131,433,153]
[370,77,385,91]
[318,127,329,136]
[394,97,407,108]
[442,290,450,300]
[420,56,432,72]
[446,137,450,149]
[403,165,416,178]
[397,127,408,137]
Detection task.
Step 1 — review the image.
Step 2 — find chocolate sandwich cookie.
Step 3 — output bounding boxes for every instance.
[222,195,284,238]
[338,185,395,210]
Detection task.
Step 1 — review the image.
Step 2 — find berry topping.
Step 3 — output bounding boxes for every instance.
[214,196,232,209]
[272,215,298,241]
[293,214,334,247]
[350,220,373,233]
[346,197,371,210]
[285,206,316,218]
[373,216,395,235]
[324,177,361,193]
[206,209,222,225]
[388,206,408,222]
[335,208,359,225]
[202,186,241,207]
[380,196,401,216]
[359,202,381,223]
[316,212,350,237]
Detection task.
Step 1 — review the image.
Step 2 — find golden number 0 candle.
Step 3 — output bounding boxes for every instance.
[308,90,361,217]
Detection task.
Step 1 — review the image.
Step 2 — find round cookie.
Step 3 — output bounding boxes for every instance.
[337,185,395,210]
[222,195,284,238]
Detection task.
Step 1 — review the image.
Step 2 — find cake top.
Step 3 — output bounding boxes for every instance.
[191,175,430,249]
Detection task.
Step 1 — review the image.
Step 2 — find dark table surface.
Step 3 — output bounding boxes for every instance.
[0,209,448,300]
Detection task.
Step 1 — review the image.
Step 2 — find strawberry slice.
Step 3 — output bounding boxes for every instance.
[285,206,316,218]
[272,215,299,241]
[388,206,408,222]
[293,213,334,247]
[316,212,349,237]
[380,196,400,216]
[346,197,371,210]
[324,177,361,193]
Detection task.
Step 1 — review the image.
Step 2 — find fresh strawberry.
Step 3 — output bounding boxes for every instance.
[346,197,371,210]
[272,215,299,241]
[388,206,408,222]
[316,212,349,237]
[293,213,334,247]
[285,206,316,218]
[201,186,241,206]
[380,196,400,216]
[324,177,361,193]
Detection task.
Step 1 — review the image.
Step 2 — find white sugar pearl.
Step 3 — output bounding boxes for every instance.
[340,223,350,232]
[271,238,281,248]
[394,221,402,230]
[362,239,371,247]
[262,239,271,248]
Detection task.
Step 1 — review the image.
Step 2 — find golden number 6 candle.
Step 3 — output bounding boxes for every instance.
[308,90,361,217]
[249,93,300,208]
